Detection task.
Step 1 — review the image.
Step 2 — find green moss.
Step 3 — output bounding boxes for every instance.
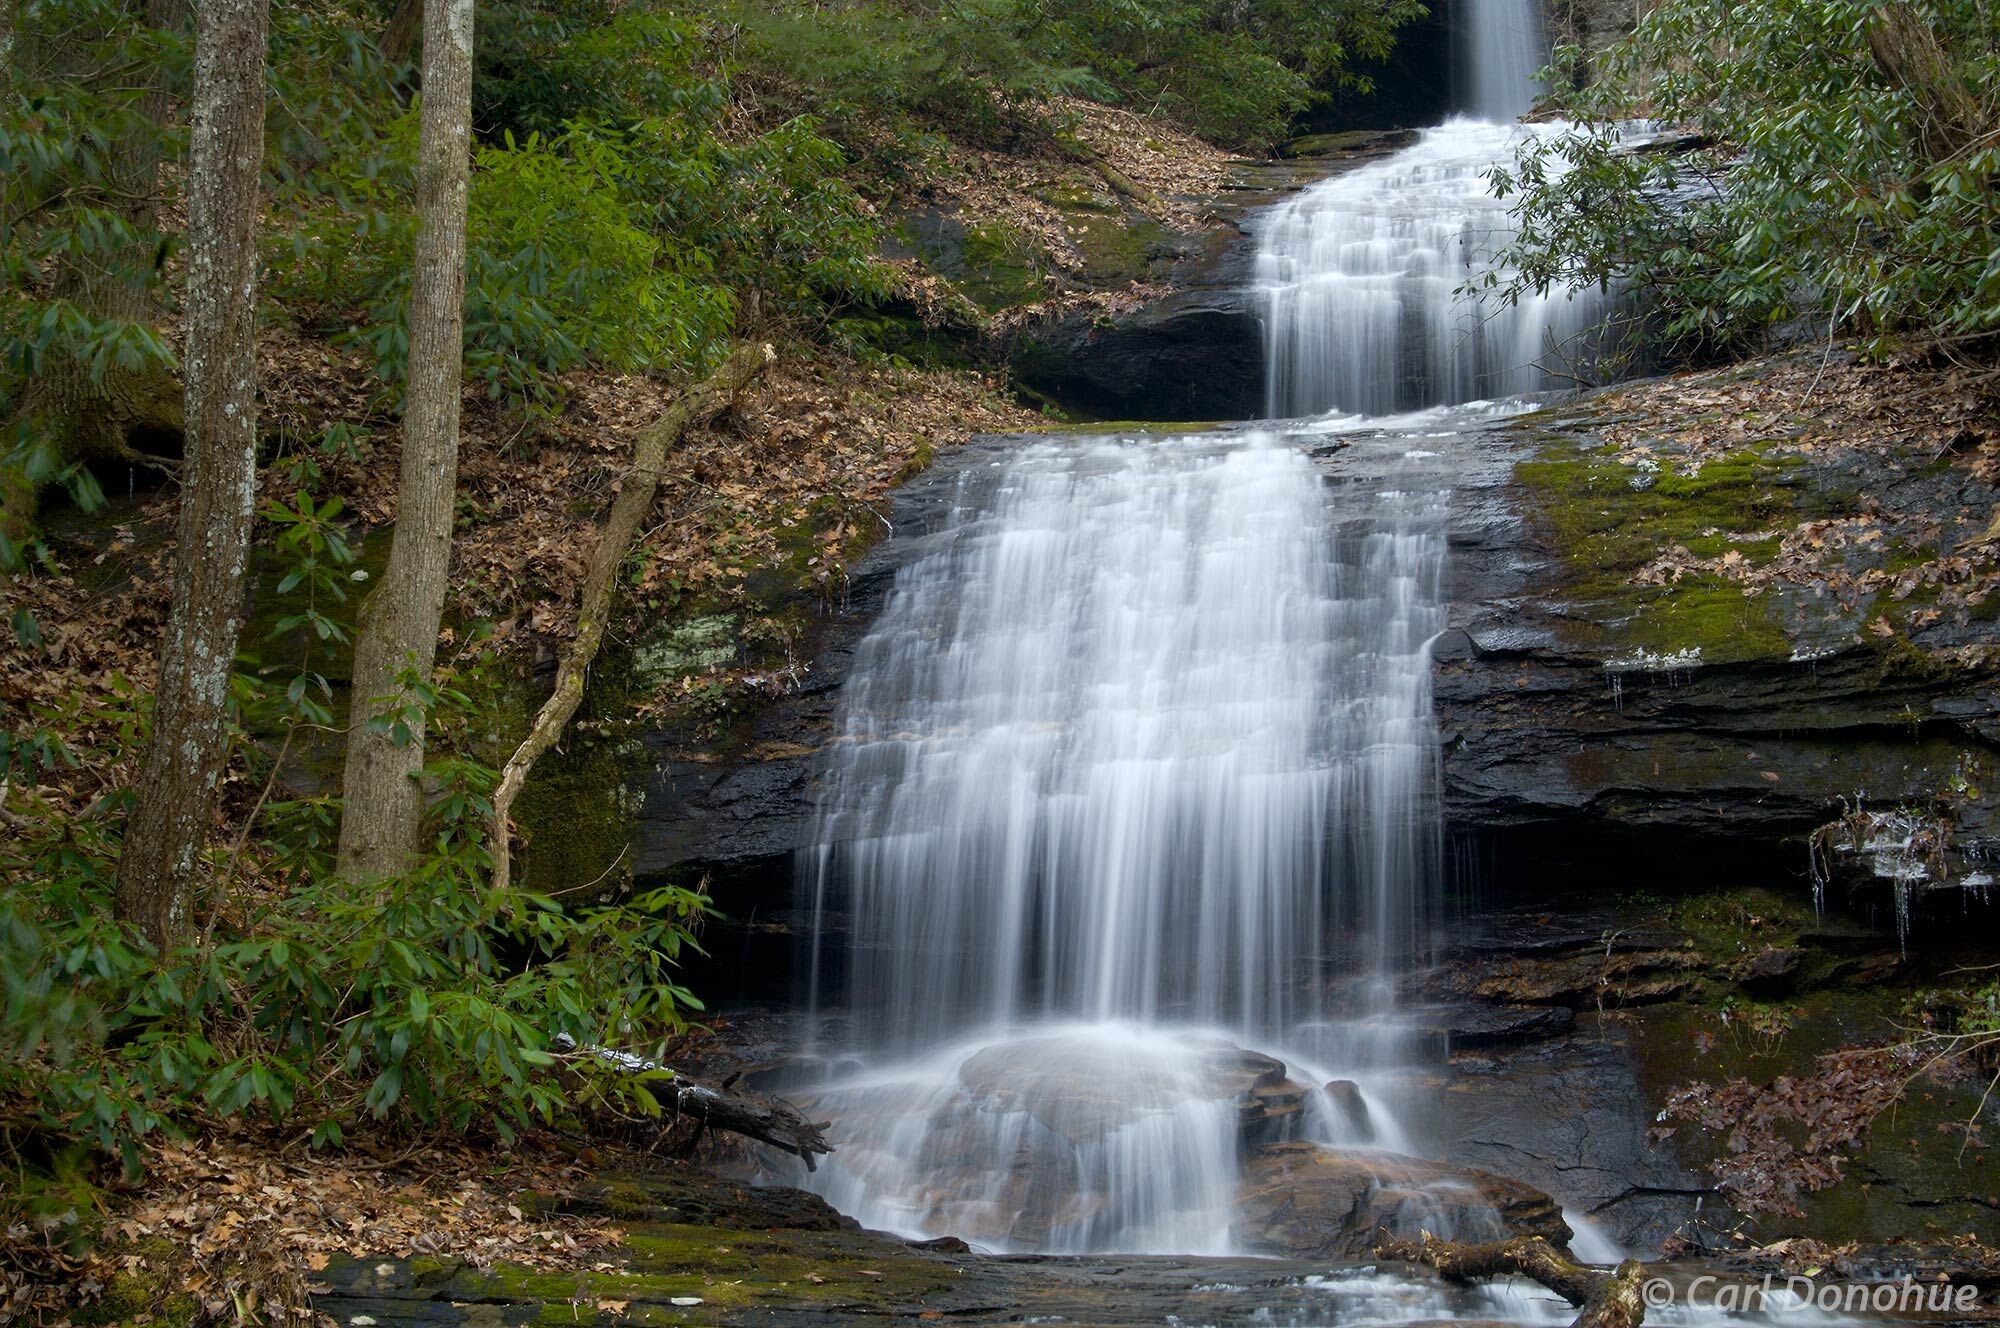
[1667,887,1813,967]
[460,1221,958,1316]
[1064,213,1171,289]
[76,1270,200,1328]
[1517,437,1803,662]
[1033,180,1116,212]
[958,222,1047,311]
[597,1180,660,1220]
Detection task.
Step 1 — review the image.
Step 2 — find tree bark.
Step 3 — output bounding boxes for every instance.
[1377,1233,1648,1328]
[337,0,475,883]
[489,343,772,891]
[114,0,268,948]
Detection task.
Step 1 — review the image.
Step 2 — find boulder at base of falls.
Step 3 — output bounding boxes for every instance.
[1232,1141,1572,1260]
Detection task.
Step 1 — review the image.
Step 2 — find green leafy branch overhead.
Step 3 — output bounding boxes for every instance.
[1487,0,2000,358]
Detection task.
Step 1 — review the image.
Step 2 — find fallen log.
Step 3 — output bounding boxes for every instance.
[1377,1232,1647,1328]
[552,1033,834,1170]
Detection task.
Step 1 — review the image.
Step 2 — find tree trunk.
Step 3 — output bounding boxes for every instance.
[113,0,268,948]
[380,0,421,67]
[336,0,474,883]
[489,343,772,891]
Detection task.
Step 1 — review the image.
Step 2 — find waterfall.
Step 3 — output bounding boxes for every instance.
[808,437,1444,1052]
[1458,0,1547,122]
[795,428,1448,1249]
[781,0,1604,1258]
[1258,119,1618,419]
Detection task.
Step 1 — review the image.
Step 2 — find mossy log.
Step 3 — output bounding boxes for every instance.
[489,342,774,891]
[1377,1232,1648,1328]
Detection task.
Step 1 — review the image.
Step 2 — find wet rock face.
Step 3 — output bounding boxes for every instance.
[1009,289,1266,421]
[1433,407,2000,899]
[1232,1141,1572,1259]
[563,1171,858,1231]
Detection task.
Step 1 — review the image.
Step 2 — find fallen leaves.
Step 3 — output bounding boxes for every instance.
[1594,349,2000,640]
[1659,1044,1920,1216]
[83,1132,622,1326]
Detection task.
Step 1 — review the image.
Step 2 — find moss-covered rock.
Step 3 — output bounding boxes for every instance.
[1515,434,1805,664]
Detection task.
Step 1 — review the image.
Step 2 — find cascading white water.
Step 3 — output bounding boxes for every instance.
[809,436,1442,1050]
[795,428,1447,1250]
[780,0,1612,1264]
[1458,0,1546,122]
[1259,119,1618,419]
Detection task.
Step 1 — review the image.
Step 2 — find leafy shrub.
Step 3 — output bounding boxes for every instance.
[1489,0,2000,355]
[2,501,707,1172]
[475,0,731,140]
[0,697,707,1173]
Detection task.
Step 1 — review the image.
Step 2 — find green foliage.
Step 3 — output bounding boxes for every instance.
[1,506,707,1173]
[268,5,885,416]
[1039,0,1426,146]
[0,696,708,1171]
[0,1,186,535]
[1489,0,2000,355]
[474,0,730,139]
[714,0,1425,153]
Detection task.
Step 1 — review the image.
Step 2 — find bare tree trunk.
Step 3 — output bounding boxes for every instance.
[114,0,268,948]
[336,0,473,883]
[489,343,772,891]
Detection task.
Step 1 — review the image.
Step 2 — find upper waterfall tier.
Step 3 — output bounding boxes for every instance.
[1257,119,1615,420]
[1458,0,1546,122]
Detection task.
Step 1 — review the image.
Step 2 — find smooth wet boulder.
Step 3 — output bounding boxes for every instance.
[1232,1141,1572,1260]
[794,1033,1335,1249]
[954,1034,1288,1146]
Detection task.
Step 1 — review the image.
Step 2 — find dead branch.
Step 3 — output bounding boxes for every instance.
[489,342,774,891]
[552,1034,833,1169]
[1377,1232,1648,1328]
